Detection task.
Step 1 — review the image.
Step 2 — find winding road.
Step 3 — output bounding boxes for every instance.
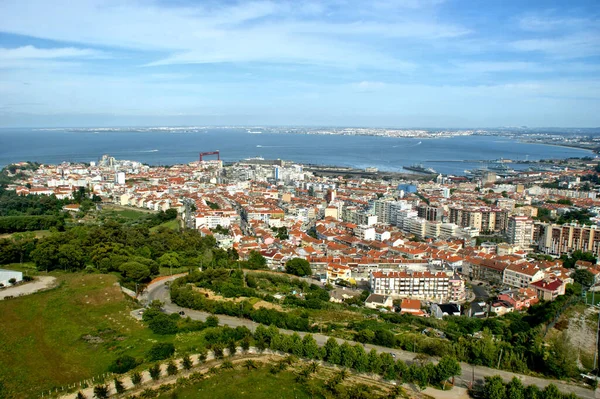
[144,275,599,399]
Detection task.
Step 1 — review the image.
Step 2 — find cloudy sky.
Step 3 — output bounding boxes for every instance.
[0,0,598,127]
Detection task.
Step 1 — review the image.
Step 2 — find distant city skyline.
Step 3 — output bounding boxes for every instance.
[0,0,599,128]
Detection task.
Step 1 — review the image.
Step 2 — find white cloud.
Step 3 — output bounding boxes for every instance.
[0,0,465,69]
[0,45,106,60]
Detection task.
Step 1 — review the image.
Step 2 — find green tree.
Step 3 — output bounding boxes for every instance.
[505,377,524,399]
[166,360,178,376]
[340,342,356,368]
[76,392,87,399]
[109,355,138,374]
[120,261,151,282]
[149,363,161,381]
[302,334,320,359]
[158,252,180,271]
[147,342,175,361]
[205,315,219,327]
[541,384,561,399]
[247,251,267,269]
[212,343,224,359]
[324,338,341,364]
[181,354,193,370]
[353,344,369,373]
[524,385,541,399]
[241,336,251,353]
[130,371,142,386]
[57,243,86,270]
[113,377,125,394]
[367,349,382,374]
[573,269,595,287]
[483,376,506,399]
[285,258,312,276]
[93,385,109,399]
[227,339,237,357]
[147,313,178,335]
[434,356,461,385]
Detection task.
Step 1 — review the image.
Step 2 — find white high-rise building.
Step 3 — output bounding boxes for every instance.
[507,216,534,248]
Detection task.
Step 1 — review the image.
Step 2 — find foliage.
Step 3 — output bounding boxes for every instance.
[114,377,126,394]
[108,355,138,374]
[148,343,176,361]
[181,354,193,370]
[167,360,178,376]
[93,385,109,399]
[573,269,595,287]
[149,363,162,381]
[131,371,143,386]
[285,258,312,277]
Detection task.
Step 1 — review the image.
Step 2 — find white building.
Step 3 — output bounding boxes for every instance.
[507,216,534,248]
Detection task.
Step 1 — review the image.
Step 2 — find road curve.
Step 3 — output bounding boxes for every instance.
[144,275,599,399]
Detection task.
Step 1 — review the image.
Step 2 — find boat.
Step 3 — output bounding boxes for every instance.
[247,130,262,134]
[403,163,437,174]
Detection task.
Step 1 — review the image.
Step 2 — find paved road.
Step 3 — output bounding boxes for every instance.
[0,276,57,300]
[145,276,599,399]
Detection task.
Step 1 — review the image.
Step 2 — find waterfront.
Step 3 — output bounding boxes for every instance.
[0,128,593,175]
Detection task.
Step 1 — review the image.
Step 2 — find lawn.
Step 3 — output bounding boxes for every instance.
[157,367,314,399]
[0,273,175,399]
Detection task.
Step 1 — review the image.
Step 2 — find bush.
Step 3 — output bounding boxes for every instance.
[108,355,138,374]
[147,313,178,335]
[148,342,175,361]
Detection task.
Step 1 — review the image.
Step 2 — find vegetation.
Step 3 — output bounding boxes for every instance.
[478,375,579,399]
[285,258,312,277]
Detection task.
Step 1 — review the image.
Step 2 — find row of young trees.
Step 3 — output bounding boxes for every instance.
[480,375,579,399]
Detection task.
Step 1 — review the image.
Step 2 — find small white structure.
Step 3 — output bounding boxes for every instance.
[0,269,23,287]
[116,172,126,185]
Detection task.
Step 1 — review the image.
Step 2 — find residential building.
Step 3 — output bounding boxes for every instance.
[503,262,545,288]
[431,303,461,319]
[364,294,393,309]
[506,216,534,248]
[370,270,458,301]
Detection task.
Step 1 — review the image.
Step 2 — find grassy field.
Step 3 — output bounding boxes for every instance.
[0,273,180,399]
[157,367,314,399]
[150,218,180,232]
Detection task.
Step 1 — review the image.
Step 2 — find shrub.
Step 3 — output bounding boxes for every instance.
[108,355,138,374]
[148,342,175,361]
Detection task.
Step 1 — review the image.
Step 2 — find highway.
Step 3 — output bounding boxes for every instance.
[144,276,599,399]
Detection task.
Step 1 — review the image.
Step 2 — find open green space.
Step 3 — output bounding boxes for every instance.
[157,367,313,399]
[0,273,172,399]
[150,218,180,232]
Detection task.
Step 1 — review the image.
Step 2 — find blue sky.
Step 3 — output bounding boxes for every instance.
[0,0,598,128]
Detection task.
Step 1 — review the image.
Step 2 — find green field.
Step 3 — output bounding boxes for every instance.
[0,273,183,399]
[157,367,314,399]
[150,218,180,232]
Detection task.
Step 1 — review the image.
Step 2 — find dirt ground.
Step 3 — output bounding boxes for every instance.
[0,276,57,300]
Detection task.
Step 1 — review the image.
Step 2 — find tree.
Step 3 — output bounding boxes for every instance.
[158,252,180,271]
[434,356,461,385]
[93,385,109,399]
[324,337,341,364]
[113,377,125,394]
[147,342,175,361]
[505,377,524,399]
[131,371,142,386]
[524,385,541,399]
[109,355,138,374]
[57,243,86,270]
[8,278,16,285]
[367,349,382,374]
[483,376,506,399]
[76,392,87,399]
[227,339,237,357]
[247,251,267,269]
[541,384,562,399]
[147,313,178,335]
[302,334,320,359]
[285,258,312,277]
[149,363,161,381]
[181,354,193,370]
[205,315,219,327]
[167,360,178,376]
[241,336,251,353]
[212,343,224,359]
[220,360,234,370]
[573,269,595,287]
[120,261,151,282]
[340,342,356,368]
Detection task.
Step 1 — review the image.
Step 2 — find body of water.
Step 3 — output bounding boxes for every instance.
[0,128,593,175]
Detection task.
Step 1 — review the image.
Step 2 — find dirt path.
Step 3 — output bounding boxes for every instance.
[0,276,57,300]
